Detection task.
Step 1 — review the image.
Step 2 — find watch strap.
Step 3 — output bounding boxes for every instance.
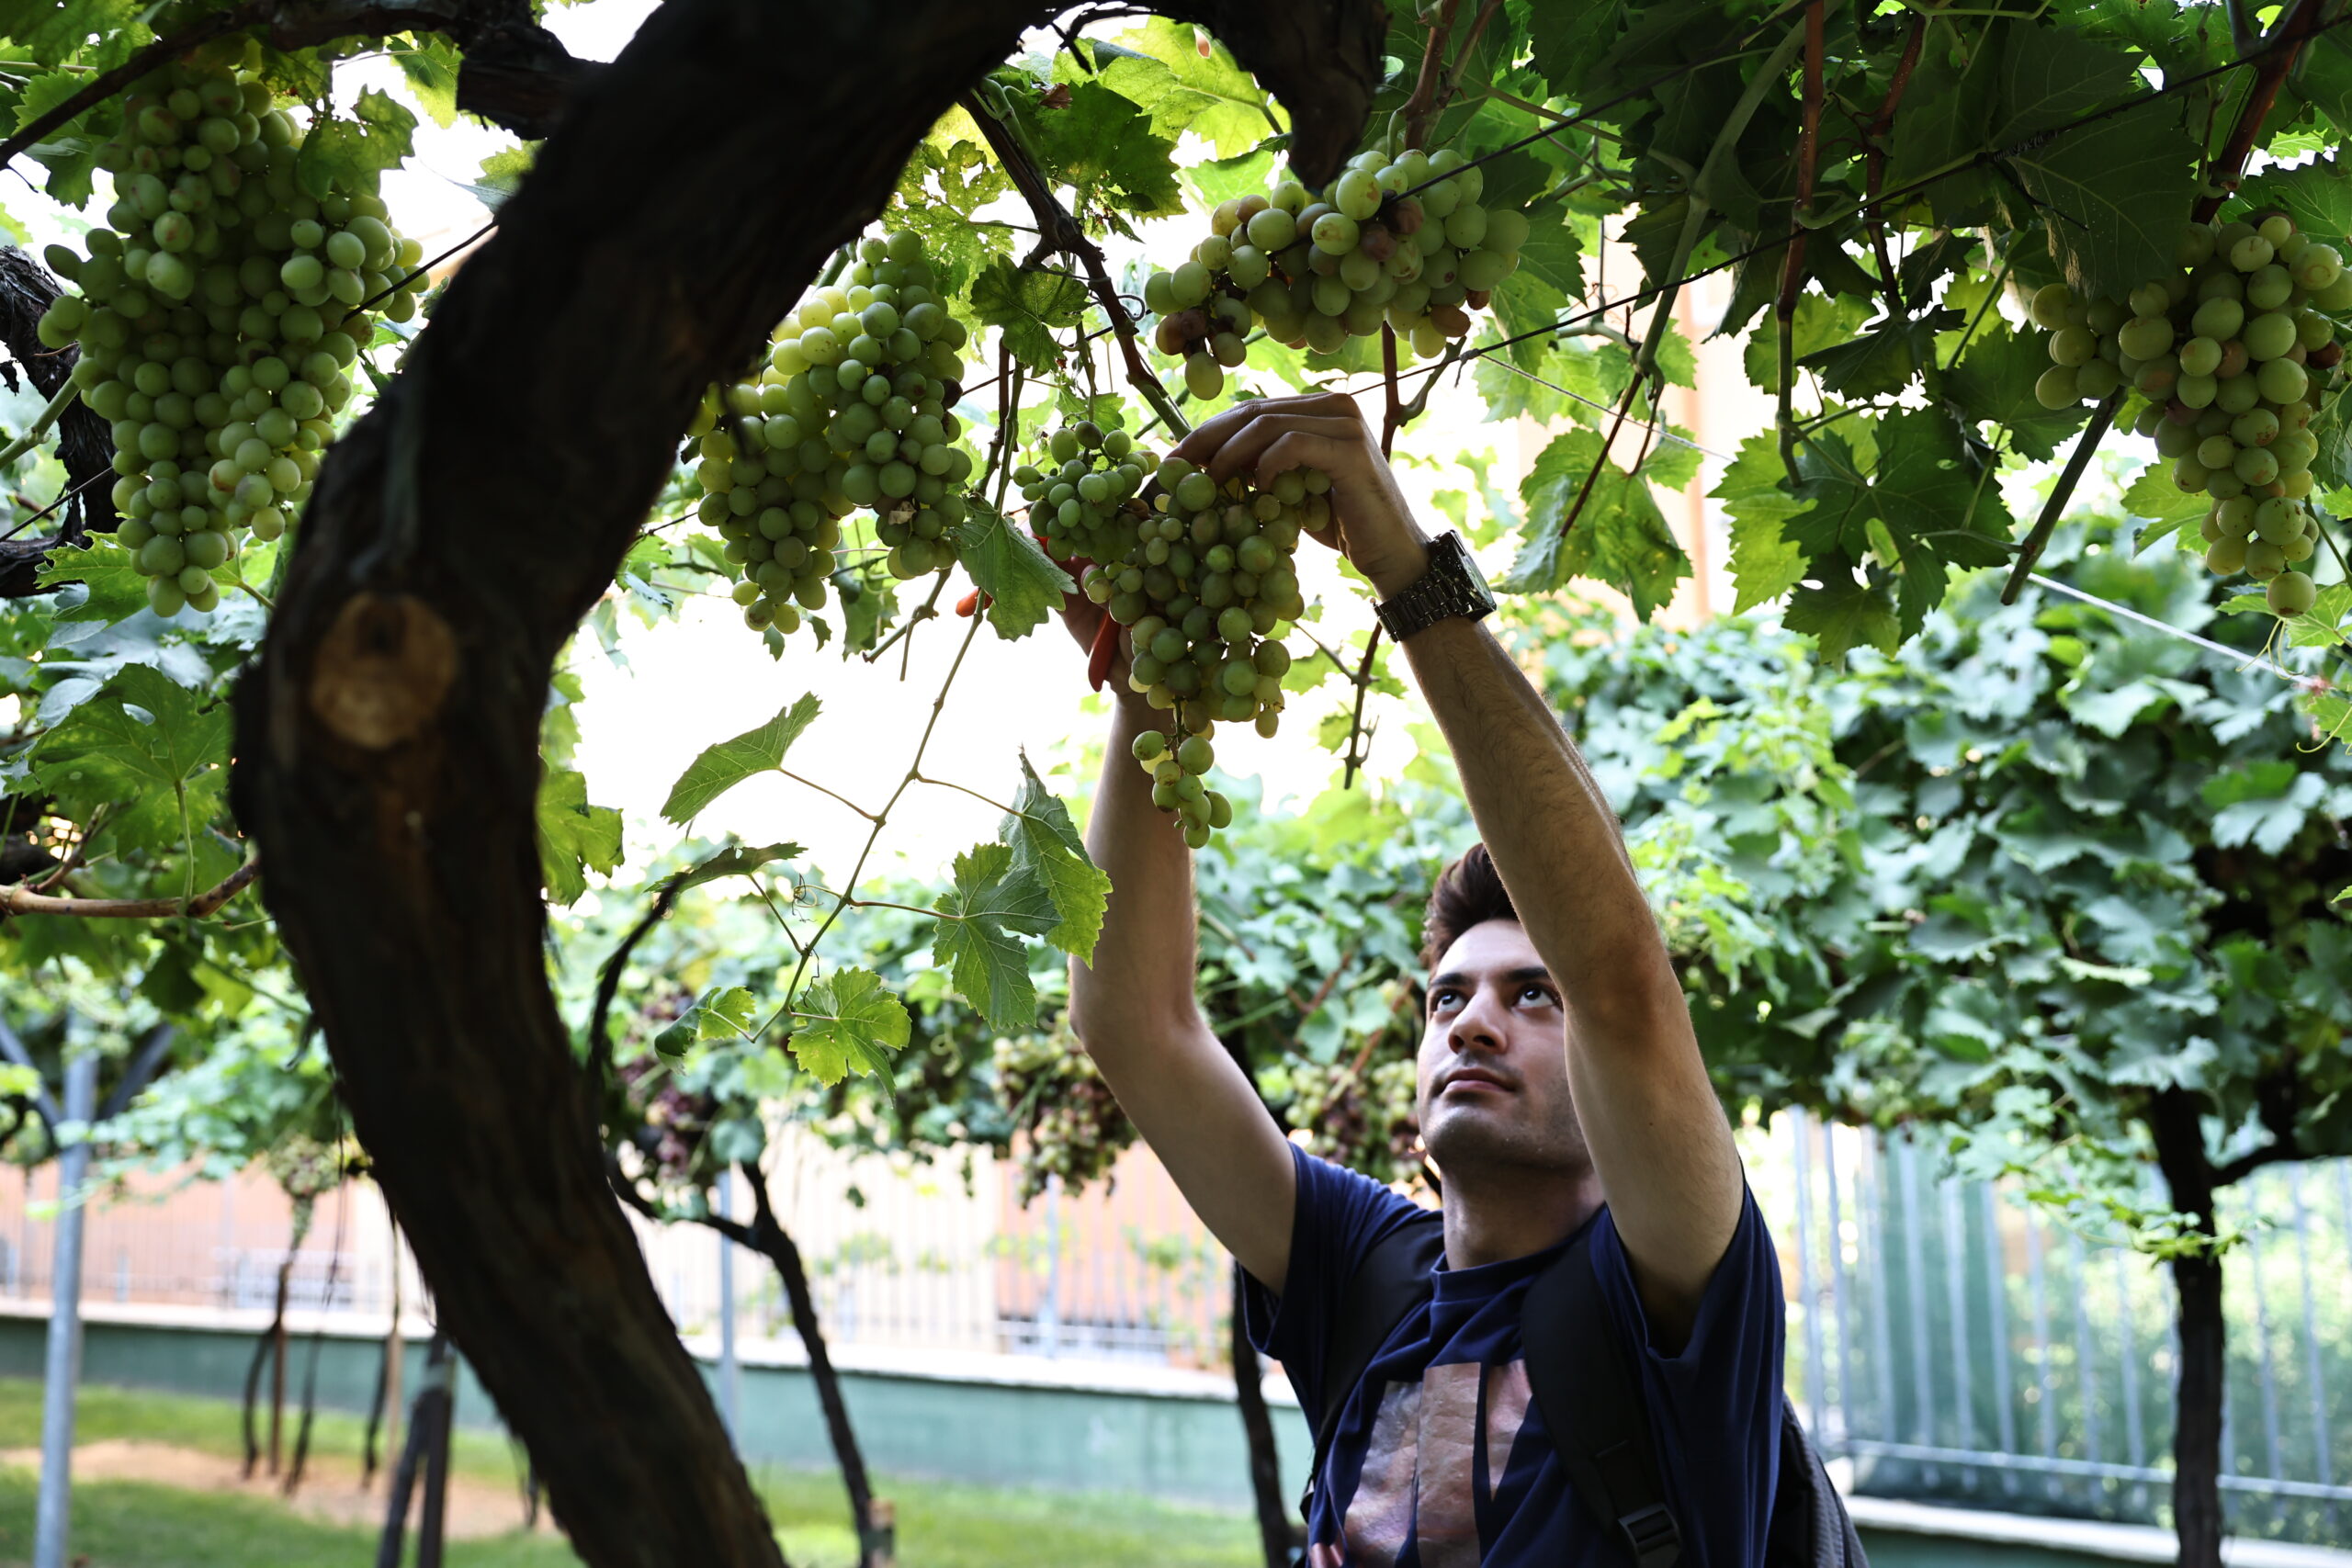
[1375,532,1495,642]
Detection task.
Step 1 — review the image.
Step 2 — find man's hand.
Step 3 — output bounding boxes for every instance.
[1171,392,1432,599]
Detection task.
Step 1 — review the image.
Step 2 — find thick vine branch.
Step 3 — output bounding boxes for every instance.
[964,90,1190,435]
[225,6,1383,1565]
[0,854,258,919]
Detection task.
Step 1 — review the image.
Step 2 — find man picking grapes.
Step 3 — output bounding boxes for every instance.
[1062,392,1790,1567]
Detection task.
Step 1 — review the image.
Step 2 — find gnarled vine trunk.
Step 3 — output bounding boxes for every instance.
[227,4,1381,1564]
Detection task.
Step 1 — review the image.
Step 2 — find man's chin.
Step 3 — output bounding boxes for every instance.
[1422,1103,1586,1179]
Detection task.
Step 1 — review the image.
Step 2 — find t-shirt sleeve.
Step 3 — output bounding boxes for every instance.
[1239,1142,1427,1412]
[1588,1187,1787,1549]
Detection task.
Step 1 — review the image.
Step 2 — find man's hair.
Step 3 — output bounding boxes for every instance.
[1420,842,1518,971]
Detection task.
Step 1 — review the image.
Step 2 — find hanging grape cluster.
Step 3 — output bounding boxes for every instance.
[34,51,425,618]
[1108,462,1317,846]
[692,231,977,634]
[1140,137,1530,400]
[2029,210,2348,619]
[992,1018,1133,1202]
[1020,420,1157,569]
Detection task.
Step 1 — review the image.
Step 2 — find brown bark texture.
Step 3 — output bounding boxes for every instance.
[2150,1087,2224,1568]
[226,4,1381,1566]
[1231,1269,1295,1568]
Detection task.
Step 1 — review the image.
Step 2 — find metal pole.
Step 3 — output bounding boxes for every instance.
[1040,1175,1062,1359]
[1896,1134,1937,1483]
[2025,1206,2059,1497]
[33,1053,97,1568]
[2287,1168,2335,1531]
[1864,1138,1898,1451]
[2112,1247,2147,1515]
[716,1172,740,1439]
[1939,1177,1975,1479]
[2065,1231,2103,1504]
[1791,1111,1826,1441]
[1981,1186,2018,1496]
[2245,1185,2287,1532]
[1824,1125,1856,1451]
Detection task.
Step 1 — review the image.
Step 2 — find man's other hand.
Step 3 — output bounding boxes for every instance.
[1171,392,1431,599]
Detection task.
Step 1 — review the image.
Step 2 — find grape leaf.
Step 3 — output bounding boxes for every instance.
[1186,145,1276,207]
[1486,268,1570,371]
[1783,427,1876,561]
[2121,463,2208,554]
[1021,81,1182,219]
[1101,19,1273,158]
[1945,321,2091,462]
[1798,310,1957,400]
[956,499,1074,639]
[36,536,152,626]
[654,986,758,1059]
[1501,428,1691,622]
[1871,408,2015,634]
[536,767,622,906]
[1783,570,1902,663]
[969,259,1090,372]
[2009,98,2199,302]
[1990,25,2139,144]
[393,36,463,128]
[931,842,1056,1032]
[1713,433,1809,613]
[2236,155,2352,248]
[2200,761,2324,854]
[296,88,416,202]
[999,753,1111,962]
[1884,27,2002,223]
[660,693,821,824]
[1529,0,1628,86]
[672,840,804,893]
[1510,221,1584,304]
[1742,292,1871,394]
[27,664,229,852]
[789,967,910,1086]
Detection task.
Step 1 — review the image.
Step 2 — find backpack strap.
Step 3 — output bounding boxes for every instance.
[1521,1226,1683,1568]
[1299,1209,1445,1517]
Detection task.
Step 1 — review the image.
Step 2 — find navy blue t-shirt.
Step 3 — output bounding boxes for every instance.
[1244,1144,1785,1567]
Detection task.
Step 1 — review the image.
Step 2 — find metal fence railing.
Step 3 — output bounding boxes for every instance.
[1770,1112,2349,1548]
[5,1119,2345,1540]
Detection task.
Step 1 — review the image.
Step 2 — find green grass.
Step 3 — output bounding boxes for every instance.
[0,1380,1261,1568]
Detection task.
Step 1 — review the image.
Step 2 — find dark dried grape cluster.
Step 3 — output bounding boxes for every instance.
[993,1020,1133,1203]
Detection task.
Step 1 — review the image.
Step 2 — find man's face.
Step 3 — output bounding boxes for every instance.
[1415,918,1590,1180]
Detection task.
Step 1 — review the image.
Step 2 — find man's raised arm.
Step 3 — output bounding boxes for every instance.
[1177,393,1745,1332]
[1063,601,1297,1290]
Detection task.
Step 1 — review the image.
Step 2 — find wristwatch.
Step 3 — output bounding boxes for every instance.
[1374,531,1497,642]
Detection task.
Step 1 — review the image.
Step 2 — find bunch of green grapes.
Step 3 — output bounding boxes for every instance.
[992,1019,1134,1204]
[2028,210,2350,619]
[691,231,976,632]
[1016,420,1159,568]
[1141,137,1530,399]
[34,47,426,618]
[1087,459,1320,847]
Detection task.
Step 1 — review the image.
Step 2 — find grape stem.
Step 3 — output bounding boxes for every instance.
[1774,0,1826,486]
[962,89,1191,438]
[765,609,987,1038]
[1999,388,2122,605]
[1859,11,1928,326]
[0,378,81,473]
[0,851,256,919]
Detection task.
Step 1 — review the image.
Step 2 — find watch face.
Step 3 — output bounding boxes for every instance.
[1437,531,1494,604]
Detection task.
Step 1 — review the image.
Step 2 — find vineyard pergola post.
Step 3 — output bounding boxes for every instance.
[31,1051,95,1568]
